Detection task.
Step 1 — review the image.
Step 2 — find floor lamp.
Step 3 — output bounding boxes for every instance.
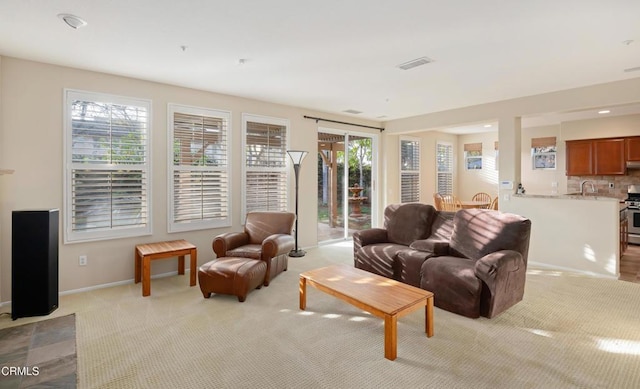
[287,150,308,257]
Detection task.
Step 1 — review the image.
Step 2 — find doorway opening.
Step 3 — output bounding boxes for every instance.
[317,129,377,243]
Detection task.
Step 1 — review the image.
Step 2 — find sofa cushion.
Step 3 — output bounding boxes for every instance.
[354,243,407,279]
[449,209,531,262]
[409,239,449,256]
[421,256,482,318]
[396,249,434,287]
[384,203,435,246]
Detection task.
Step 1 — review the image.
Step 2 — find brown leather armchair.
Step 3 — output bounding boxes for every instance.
[213,211,296,286]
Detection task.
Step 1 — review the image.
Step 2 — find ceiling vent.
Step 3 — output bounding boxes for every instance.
[342,109,362,114]
[397,56,433,70]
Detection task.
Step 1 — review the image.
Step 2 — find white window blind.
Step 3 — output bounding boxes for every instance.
[436,142,453,195]
[400,138,420,203]
[64,90,151,243]
[242,114,289,219]
[168,105,231,232]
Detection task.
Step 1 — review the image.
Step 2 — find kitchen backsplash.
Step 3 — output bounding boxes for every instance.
[568,169,640,200]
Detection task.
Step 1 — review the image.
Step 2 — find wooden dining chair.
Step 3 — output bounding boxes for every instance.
[471,192,492,209]
[433,193,444,211]
[441,194,462,211]
[489,196,498,210]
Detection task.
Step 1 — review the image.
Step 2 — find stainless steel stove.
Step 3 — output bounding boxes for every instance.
[625,186,640,244]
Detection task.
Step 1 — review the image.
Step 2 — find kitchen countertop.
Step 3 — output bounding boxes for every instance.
[513,193,620,201]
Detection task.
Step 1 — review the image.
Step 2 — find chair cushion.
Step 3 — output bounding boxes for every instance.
[245,212,295,244]
[227,244,262,259]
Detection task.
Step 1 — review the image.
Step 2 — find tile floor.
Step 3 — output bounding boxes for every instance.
[0,314,76,388]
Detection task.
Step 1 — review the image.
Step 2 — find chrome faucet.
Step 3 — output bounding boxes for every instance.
[580,180,595,195]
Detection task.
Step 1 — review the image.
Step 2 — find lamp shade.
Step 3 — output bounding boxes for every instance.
[287,150,308,165]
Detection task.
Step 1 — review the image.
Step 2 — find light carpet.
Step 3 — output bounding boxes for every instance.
[6,242,640,388]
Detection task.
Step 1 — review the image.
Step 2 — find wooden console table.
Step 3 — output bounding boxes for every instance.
[134,239,197,297]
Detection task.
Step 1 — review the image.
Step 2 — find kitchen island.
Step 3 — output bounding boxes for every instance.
[502,194,620,278]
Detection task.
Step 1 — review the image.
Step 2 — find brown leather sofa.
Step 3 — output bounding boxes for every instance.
[213,211,295,286]
[353,204,531,318]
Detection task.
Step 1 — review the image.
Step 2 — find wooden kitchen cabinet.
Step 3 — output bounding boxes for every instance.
[566,137,626,176]
[594,138,625,175]
[566,140,594,176]
[627,136,640,161]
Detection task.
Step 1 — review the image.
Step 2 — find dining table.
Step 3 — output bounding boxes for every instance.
[459,200,490,209]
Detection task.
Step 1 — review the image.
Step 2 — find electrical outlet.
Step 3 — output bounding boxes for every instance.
[609,183,614,189]
[79,255,87,266]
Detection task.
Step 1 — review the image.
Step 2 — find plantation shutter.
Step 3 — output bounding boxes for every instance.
[436,142,453,195]
[244,120,288,216]
[169,107,231,231]
[67,91,151,242]
[400,139,420,203]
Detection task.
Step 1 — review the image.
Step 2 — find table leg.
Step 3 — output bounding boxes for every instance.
[189,248,197,287]
[178,255,185,275]
[299,276,307,310]
[134,248,141,283]
[426,296,434,337]
[142,256,151,297]
[384,314,398,361]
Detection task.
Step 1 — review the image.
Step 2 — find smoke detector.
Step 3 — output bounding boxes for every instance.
[58,14,87,29]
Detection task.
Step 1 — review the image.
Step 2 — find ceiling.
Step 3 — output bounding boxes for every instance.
[1,1,639,125]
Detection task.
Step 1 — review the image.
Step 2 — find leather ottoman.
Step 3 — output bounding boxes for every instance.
[198,257,267,302]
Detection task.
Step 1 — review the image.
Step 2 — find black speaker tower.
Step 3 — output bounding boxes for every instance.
[11,209,59,320]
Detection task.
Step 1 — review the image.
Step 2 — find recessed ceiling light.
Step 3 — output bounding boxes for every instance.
[624,66,640,73]
[342,109,362,115]
[598,110,611,114]
[57,13,87,29]
[397,57,433,70]
[238,58,247,66]
[483,124,492,128]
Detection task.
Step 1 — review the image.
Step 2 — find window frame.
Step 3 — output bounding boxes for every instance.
[241,113,290,222]
[63,89,152,243]
[399,136,421,203]
[167,103,232,233]
[464,143,483,170]
[436,141,454,195]
[531,137,557,170]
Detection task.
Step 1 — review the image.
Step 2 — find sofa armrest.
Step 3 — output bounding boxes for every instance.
[262,234,295,259]
[409,238,450,256]
[212,232,250,258]
[353,228,389,257]
[474,250,525,291]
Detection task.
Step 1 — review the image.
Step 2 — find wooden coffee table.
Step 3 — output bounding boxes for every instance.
[299,264,434,361]
[135,239,197,297]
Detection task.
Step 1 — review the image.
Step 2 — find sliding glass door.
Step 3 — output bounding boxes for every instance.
[317,129,377,243]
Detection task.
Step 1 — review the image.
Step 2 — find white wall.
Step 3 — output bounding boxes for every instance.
[457,132,499,200]
[507,195,619,278]
[0,57,381,301]
[520,125,565,195]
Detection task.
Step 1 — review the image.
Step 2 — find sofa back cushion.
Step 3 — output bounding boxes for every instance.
[244,212,295,244]
[384,203,435,246]
[449,209,531,262]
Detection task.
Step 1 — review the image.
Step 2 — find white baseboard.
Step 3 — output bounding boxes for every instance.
[0,270,185,308]
[528,261,618,279]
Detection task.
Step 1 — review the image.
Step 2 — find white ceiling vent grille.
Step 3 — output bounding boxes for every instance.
[342,109,363,114]
[397,57,433,70]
